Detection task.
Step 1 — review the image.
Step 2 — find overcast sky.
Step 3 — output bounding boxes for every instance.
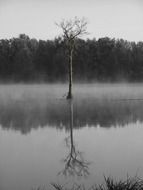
[0,0,143,42]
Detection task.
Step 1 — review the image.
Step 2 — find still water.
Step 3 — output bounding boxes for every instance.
[1,84,143,190]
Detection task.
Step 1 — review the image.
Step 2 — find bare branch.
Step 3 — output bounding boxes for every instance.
[56,17,88,41]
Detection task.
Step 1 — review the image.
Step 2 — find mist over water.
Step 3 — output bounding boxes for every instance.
[1,84,143,190]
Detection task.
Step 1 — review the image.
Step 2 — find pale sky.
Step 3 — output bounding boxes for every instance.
[0,0,143,42]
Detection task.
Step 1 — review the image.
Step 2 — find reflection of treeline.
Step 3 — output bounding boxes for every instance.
[0,34,143,82]
[1,98,143,134]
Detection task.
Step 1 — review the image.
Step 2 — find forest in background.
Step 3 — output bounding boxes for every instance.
[0,34,143,82]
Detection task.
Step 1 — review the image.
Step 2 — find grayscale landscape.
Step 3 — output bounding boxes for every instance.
[0,0,143,189]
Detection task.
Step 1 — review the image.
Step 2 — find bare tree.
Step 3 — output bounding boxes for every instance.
[56,17,88,99]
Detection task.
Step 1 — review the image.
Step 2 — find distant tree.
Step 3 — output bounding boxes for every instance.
[1,34,143,83]
[56,17,88,99]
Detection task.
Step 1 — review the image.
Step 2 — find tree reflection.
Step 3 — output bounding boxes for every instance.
[59,100,90,177]
[1,96,143,133]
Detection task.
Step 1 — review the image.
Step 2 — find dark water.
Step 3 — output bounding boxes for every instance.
[1,84,143,190]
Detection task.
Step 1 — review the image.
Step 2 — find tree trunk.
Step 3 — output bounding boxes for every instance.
[67,49,73,99]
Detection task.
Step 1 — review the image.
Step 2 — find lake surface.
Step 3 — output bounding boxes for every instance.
[1,84,143,190]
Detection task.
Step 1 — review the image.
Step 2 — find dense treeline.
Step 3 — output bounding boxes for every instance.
[0,34,143,82]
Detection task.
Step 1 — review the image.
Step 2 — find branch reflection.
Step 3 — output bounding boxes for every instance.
[59,100,90,177]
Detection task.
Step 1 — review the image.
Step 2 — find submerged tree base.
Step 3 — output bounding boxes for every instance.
[66,93,73,99]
